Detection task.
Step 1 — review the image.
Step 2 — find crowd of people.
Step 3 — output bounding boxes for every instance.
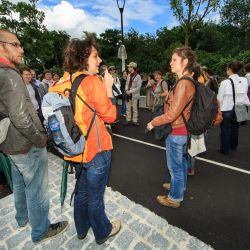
[0,28,250,245]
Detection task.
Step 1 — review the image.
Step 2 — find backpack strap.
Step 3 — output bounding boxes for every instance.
[229,78,236,107]
[177,77,196,130]
[69,74,96,140]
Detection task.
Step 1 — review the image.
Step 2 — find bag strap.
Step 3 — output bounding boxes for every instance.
[173,77,195,127]
[69,74,96,140]
[229,78,236,107]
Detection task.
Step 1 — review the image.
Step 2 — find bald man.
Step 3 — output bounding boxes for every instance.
[0,29,68,243]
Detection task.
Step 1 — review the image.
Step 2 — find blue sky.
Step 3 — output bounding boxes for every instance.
[11,0,219,38]
[41,0,175,36]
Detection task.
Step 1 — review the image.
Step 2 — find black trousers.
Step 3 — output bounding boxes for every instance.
[220,110,239,154]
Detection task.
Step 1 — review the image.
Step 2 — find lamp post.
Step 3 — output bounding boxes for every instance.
[116,0,125,43]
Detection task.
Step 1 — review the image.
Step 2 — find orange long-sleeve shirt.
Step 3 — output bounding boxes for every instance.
[49,72,116,163]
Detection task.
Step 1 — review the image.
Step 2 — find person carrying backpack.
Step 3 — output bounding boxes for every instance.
[48,36,121,244]
[147,47,196,208]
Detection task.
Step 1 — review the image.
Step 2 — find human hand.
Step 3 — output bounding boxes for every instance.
[147,122,154,131]
[103,69,114,97]
[126,90,131,95]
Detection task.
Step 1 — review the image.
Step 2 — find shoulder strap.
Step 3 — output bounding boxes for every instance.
[131,73,138,82]
[176,77,195,128]
[229,78,236,106]
[160,80,164,92]
[69,74,96,140]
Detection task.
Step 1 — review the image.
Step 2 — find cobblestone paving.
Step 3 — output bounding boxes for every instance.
[0,153,214,250]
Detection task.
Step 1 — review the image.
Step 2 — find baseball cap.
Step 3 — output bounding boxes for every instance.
[108,66,116,71]
[127,62,137,68]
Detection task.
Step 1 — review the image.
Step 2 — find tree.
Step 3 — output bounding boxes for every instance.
[221,0,250,32]
[0,0,70,73]
[220,0,250,53]
[170,0,220,46]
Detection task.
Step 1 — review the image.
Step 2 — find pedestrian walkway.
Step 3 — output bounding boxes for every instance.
[0,153,213,250]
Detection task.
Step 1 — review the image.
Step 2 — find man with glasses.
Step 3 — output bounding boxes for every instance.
[0,29,68,243]
[124,62,142,126]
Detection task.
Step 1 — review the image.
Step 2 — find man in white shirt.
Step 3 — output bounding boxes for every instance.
[217,60,249,155]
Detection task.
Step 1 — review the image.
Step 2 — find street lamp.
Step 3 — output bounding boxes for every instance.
[116,0,125,43]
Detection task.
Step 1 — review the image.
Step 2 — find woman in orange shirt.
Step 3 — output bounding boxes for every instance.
[62,36,121,244]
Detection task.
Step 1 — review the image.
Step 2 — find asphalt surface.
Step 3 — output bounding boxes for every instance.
[108,107,250,250]
[1,106,249,250]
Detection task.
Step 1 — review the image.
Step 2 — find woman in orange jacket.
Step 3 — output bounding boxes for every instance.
[61,36,121,244]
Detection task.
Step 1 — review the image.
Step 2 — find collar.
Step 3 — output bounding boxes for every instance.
[0,57,12,66]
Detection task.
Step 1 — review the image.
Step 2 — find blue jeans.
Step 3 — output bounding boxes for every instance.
[165,135,188,202]
[8,146,50,242]
[74,151,112,242]
[121,96,126,115]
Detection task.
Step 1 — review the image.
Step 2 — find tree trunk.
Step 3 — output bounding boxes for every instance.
[184,27,190,46]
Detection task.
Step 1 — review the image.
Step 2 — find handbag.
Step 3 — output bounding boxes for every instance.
[0,117,10,144]
[234,105,248,122]
[151,105,172,141]
[229,78,248,122]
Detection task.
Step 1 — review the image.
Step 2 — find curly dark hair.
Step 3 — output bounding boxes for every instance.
[172,47,197,74]
[63,35,100,73]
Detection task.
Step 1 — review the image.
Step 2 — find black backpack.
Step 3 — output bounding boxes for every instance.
[181,77,218,135]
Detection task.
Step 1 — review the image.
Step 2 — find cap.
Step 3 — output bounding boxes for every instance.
[127,62,137,68]
[108,66,116,71]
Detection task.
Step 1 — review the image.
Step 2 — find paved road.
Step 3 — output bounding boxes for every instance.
[108,107,250,250]
[0,153,212,250]
[0,105,249,250]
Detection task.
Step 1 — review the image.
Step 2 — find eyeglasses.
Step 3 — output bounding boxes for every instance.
[0,40,21,48]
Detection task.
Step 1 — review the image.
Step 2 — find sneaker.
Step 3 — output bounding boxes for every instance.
[162,182,170,191]
[133,122,140,127]
[123,121,131,126]
[18,220,29,227]
[34,221,68,243]
[156,195,180,208]
[96,219,121,245]
[77,231,88,240]
[188,168,195,176]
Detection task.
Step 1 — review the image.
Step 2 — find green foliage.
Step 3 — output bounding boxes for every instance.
[170,0,220,45]
[0,0,69,73]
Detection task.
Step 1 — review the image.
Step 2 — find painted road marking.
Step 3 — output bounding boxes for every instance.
[113,133,250,175]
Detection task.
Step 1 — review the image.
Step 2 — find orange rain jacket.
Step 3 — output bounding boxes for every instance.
[49,71,117,163]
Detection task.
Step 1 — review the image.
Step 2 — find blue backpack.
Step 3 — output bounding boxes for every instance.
[42,74,96,157]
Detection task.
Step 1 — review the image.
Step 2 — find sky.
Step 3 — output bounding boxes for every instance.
[10,0,220,38]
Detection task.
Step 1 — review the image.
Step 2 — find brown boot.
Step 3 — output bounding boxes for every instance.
[156,196,180,208]
[162,182,170,191]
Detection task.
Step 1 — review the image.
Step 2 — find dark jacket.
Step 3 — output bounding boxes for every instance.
[0,64,47,154]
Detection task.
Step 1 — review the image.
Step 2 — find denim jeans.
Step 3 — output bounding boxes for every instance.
[8,146,50,242]
[74,151,112,242]
[121,96,126,115]
[165,135,188,202]
[220,110,239,154]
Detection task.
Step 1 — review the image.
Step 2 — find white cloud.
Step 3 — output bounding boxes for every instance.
[2,0,171,37]
[40,1,117,38]
[38,0,169,37]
